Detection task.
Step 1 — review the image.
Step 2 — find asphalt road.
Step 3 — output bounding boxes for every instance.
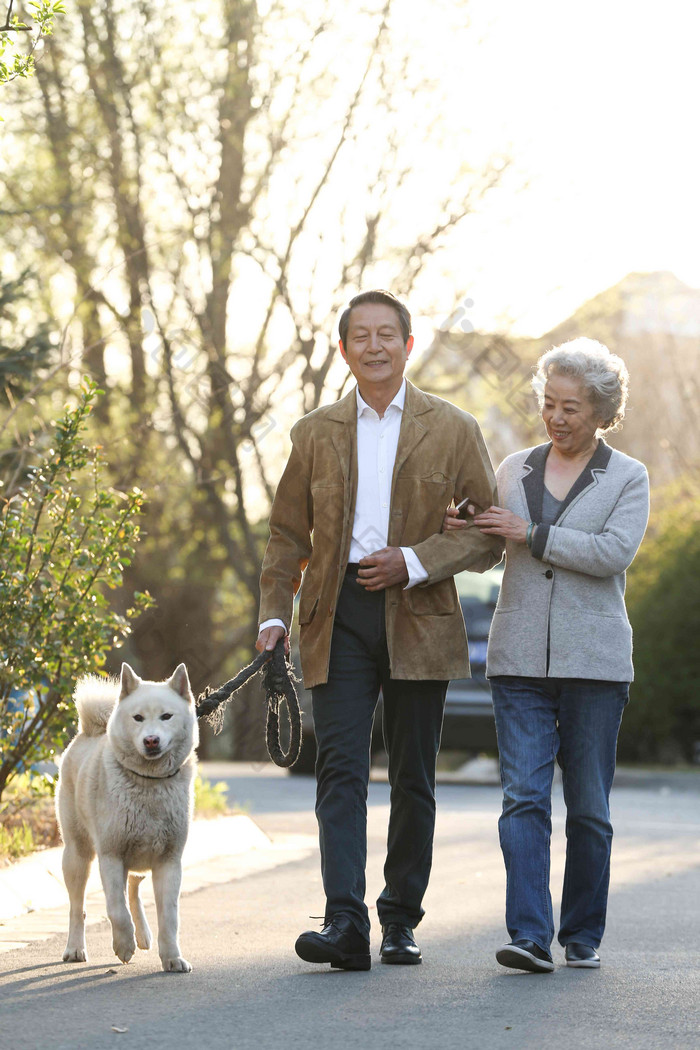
[1,765,699,1050]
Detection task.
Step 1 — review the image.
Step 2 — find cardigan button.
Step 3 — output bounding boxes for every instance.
[544,569,553,579]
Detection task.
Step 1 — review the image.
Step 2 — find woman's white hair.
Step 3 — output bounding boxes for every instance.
[532,337,629,432]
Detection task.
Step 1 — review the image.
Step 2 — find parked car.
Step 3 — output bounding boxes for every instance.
[288,562,504,774]
[443,562,504,752]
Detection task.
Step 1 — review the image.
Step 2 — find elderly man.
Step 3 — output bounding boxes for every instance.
[256,289,502,970]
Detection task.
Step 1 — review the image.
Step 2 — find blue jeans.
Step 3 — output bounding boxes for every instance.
[490,676,628,952]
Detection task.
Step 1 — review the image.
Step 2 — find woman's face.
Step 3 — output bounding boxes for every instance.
[542,372,603,457]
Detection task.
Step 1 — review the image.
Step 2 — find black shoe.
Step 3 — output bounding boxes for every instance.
[295,914,371,971]
[565,942,600,968]
[496,939,554,973]
[380,924,422,965]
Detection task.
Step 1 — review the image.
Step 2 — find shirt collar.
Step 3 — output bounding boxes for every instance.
[356,378,406,419]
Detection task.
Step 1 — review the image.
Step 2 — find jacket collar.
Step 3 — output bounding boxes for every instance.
[324,378,433,576]
[326,378,433,422]
[325,379,434,490]
[326,386,358,424]
[521,439,613,523]
[392,381,433,480]
[356,377,407,417]
[403,380,435,418]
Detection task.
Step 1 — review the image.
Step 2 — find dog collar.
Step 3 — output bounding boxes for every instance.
[124,765,182,780]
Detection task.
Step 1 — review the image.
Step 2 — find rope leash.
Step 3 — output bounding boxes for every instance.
[195,640,302,768]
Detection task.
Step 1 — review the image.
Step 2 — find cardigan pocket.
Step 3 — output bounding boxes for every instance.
[557,610,632,665]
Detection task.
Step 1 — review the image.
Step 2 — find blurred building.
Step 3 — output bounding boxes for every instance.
[417,271,700,489]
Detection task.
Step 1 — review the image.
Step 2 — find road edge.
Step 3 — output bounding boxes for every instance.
[0,813,269,924]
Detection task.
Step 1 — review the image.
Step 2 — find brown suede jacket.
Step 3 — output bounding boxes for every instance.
[259,381,504,686]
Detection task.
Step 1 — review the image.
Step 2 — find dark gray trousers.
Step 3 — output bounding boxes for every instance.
[311,569,447,938]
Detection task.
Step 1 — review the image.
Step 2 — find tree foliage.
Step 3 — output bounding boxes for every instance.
[0,0,508,754]
[1,270,55,401]
[0,0,64,90]
[0,380,152,802]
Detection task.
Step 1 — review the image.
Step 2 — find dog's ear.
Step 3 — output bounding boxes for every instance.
[168,663,193,701]
[119,663,142,700]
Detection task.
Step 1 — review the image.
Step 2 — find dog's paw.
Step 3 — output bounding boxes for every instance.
[133,917,152,951]
[161,956,192,973]
[112,931,137,964]
[135,929,152,951]
[62,946,87,963]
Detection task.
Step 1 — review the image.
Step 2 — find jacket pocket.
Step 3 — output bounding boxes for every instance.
[421,471,454,485]
[299,594,320,626]
[406,578,456,616]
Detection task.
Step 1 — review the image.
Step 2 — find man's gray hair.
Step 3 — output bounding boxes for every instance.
[532,337,629,432]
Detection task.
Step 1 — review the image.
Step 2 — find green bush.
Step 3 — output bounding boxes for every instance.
[620,490,700,763]
[0,770,59,862]
[0,821,34,861]
[193,775,230,818]
[0,380,152,802]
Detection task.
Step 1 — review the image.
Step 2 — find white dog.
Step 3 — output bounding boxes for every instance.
[56,663,198,972]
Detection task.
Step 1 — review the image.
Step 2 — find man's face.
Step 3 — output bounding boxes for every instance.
[340,303,413,392]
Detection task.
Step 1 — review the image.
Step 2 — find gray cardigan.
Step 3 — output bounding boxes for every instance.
[487,441,650,682]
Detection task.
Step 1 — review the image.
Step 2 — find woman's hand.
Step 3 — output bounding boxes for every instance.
[473,506,529,543]
[443,504,530,544]
[442,506,469,531]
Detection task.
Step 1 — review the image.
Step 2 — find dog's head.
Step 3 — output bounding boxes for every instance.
[108,663,199,775]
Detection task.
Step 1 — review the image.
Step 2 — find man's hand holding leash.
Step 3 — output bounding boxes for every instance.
[256,624,289,655]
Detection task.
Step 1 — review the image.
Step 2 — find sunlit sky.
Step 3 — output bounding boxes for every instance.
[399,0,700,341]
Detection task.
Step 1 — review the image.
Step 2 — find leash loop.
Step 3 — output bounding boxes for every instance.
[195,640,302,768]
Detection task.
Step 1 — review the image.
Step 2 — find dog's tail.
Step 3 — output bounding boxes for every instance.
[74,675,118,736]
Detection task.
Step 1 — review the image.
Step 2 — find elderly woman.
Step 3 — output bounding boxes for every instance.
[445,338,649,973]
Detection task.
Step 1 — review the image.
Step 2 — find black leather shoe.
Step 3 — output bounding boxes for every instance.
[295,915,371,970]
[380,924,422,965]
[565,942,600,968]
[496,939,554,973]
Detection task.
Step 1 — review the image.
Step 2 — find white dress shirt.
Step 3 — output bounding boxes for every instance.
[349,380,427,583]
[260,379,428,633]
